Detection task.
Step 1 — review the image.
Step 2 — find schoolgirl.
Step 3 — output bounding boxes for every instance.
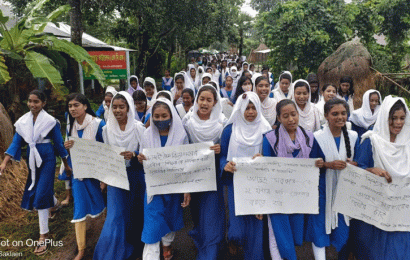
[306,73,321,104]
[171,73,187,106]
[0,90,71,255]
[254,75,277,127]
[291,80,321,132]
[143,77,158,107]
[201,73,212,86]
[95,86,118,121]
[233,75,254,104]
[182,85,226,260]
[161,69,174,91]
[219,60,229,87]
[63,93,106,260]
[127,75,142,95]
[176,88,195,119]
[351,95,410,259]
[262,99,322,260]
[132,90,150,124]
[349,89,382,139]
[220,75,236,103]
[94,92,146,260]
[305,98,359,260]
[229,66,241,88]
[272,71,293,103]
[220,92,272,259]
[337,76,355,114]
[138,98,191,260]
[315,84,337,126]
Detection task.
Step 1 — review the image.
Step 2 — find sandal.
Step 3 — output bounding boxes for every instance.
[162,245,173,260]
[33,238,48,256]
[49,201,61,219]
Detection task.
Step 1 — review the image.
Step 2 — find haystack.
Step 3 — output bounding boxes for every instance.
[0,102,27,221]
[317,39,375,109]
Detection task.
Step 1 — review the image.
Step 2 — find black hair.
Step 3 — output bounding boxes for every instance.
[339,76,354,97]
[255,76,269,88]
[208,81,218,90]
[66,93,96,136]
[322,83,336,93]
[182,88,195,103]
[130,77,138,83]
[175,74,185,82]
[389,100,407,120]
[234,75,253,103]
[112,94,129,111]
[143,80,155,88]
[157,91,172,101]
[293,81,310,94]
[249,64,255,69]
[152,101,172,119]
[243,71,252,79]
[307,73,320,103]
[197,85,217,103]
[165,69,170,72]
[324,98,352,158]
[369,91,381,103]
[272,99,311,153]
[105,92,114,98]
[262,65,269,72]
[206,68,212,72]
[279,73,291,82]
[29,90,46,102]
[132,90,148,122]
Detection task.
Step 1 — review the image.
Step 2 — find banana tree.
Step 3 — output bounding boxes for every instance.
[0,0,105,120]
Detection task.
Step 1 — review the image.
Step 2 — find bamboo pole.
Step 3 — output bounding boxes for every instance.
[371,67,410,95]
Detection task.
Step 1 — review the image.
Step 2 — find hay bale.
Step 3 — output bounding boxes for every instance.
[317,39,376,109]
[0,102,13,155]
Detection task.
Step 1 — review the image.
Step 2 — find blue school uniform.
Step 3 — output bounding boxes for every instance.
[94,156,146,260]
[71,120,106,222]
[95,104,105,118]
[305,137,359,251]
[349,138,410,259]
[350,123,373,141]
[161,77,174,91]
[262,134,303,260]
[220,124,265,260]
[141,136,184,244]
[6,122,68,210]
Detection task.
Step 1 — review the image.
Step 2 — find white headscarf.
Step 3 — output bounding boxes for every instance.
[230,66,238,78]
[171,72,188,105]
[103,86,118,121]
[153,90,174,104]
[105,91,145,165]
[226,92,272,161]
[362,95,410,178]
[291,79,321,132]
[143,77,158,107]
[201,73,212,85]
[141,98,188,150]
[253,73,277,126]
[197,66,205,87]
[188,65,198,89]
[15,110,57,190]
[183,85,225,144]
[181,71,195,91]
[349,89,382,129]
[272,71,293,102]
[127,75,142,95]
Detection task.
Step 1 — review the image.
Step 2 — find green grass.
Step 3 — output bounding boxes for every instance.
[0,172,74,259]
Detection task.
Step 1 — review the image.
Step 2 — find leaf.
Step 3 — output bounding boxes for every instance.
[24,51,64,87]
[47,5,71,22]
[26,0,51,17]
[0,55,11,84]
[0,48,23,60]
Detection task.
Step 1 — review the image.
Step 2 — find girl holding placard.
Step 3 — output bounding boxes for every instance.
[138,98,191,260]
[305,98,359,260]
[183,85,226,260]
[351,95,410,259]
[63,93,106,260]
[220,92,272,259]
[94,92,146,259]
[260,99,323,260]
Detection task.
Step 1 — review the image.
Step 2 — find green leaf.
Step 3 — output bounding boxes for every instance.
[0,55,11,84]
[24,51,64,87]
[47,5,71,22]
[0,10,9,24]
[26,0,51,17]
[0,48,23,60]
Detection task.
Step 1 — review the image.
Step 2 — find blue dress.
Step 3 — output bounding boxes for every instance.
[350,123,373,142]
[6,123,68,210]
[94,156,146,259]
[161,77,174,91]
[220,124,265,260]
[95,104,105,118]
[349,138,410,259]
[305,137,359,251]
[141,135,184,244]
[71,121,106,222]
[262,135,303,260]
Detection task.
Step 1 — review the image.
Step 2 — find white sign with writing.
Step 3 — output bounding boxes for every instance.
[69,137,129,190]
[143,142,216,196]
[334,164,410,232]
[233,157,319,216]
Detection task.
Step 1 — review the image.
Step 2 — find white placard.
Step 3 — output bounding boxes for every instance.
[334,164,410,232]
[69,137,129,190]
[143,142,216,196]
[233,157,319,216]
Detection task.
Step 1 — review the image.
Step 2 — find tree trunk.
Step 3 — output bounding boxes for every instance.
[239,28,243,57]
[167,38,175,69]
[68,0,83,92]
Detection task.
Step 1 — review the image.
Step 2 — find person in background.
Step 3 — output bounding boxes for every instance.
[161,69,174,91]
[95,86,118,121]
[171,73,187,106]
[337,76,355,114]
[315,84,337,126]
[233,75,254,104]
[128,75,142,96]
[219,60,229,87]
[262,65,275,90]
[254,74,277,128]
[143,77,158,107]
[220,76,236,103]
[249,64,255,75]
[175,88,195,119]
[272,71,293,103]
[132,90,150,124]
[306,73,321,104]
[211,63,221,84]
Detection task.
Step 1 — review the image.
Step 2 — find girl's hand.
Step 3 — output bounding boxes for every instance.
[255,214,263,220]
[120,151,134,160]
[210,144,221,155]
[315,158,324,168]
[346,158,357,166]
[0,163,6,175]
[326,160,347,170]
[252,153,262,159]
[228,101,234,107]
[65,166,73,178]
[64,140,74,150]
[224,161,236,173]
[137,154,147,164]
[175,90,182,101]
[100,182,107,193]
[181,193,191,207]
[368,167,392,183]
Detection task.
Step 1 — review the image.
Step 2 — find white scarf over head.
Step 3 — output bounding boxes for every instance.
[291,79,321,132]
[314,126,357,234]
[253,73,277,126]
[128,75,142,93]
[143,77,158,107]
[183,85,225,144]
[349,89,382,129]
[362,95,410,179]
[226,92,272,161]
[103,86,118,121]
[154,90,174,104]
[15,110,57,190]
[197,66,205,87]
[230,66,239,79]
[181,71,195,91]
[188,65,198,89]
[201,73,212,85]
[273,71,293,102]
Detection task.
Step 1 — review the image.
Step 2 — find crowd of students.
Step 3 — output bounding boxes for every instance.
[0,54,409,260]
